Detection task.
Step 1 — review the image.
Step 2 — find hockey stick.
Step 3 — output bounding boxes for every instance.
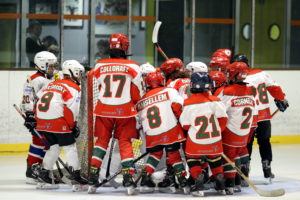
[221,153,285,197]
[152,21,169,60]
[271,109,279,119]
[13,104,72,176]
[94,151,149,188]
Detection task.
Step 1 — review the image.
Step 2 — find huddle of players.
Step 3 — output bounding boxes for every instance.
[21,33,289,196]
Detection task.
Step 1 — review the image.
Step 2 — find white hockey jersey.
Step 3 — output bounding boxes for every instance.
[36,79,81,133]
[168,78,191,99]
[136,87,185,148]
[245,69,285,121]
[21,72,51,112]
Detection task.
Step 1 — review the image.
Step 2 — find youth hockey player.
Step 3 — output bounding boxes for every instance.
[34,60,87,189]
[20,51,58,184]
[88,33,143,195]
[232,54,289,182]
[136,71,187,194]
[217,62,256,194]
[180,72,228,197]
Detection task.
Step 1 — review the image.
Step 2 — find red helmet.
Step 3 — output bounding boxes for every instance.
[226,62,248,81]
[211,49,232,60]
[209,56,230,73]
[109,33,129,53]
[145,72,165,89]
[209,71,227,88]
[160,58,183,75]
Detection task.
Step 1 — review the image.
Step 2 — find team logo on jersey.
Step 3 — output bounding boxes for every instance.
[116,108,124,115]
[231,97,254,107]
[136,92,170,111]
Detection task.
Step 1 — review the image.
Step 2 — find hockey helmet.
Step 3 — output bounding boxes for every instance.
[62,60,85,84]
[211,49,232,60]
[145,72,165,89]
[109,33,129,53]
[209,71,227,88]
[186,61,208,73]
[34,51,58,78]
[209,56,230,73]
[160,58,183,75]
[232,53,249,67]
[226,62,248,82]
[190,72,211,93]
[140,63,156,76]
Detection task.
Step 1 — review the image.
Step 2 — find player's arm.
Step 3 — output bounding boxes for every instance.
[169,88,184,118]
[214,100,228,131]
[131,67,144,104]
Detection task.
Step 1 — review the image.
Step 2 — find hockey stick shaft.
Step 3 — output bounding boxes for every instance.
[271,108,279,119]
[221,153,285,197]
[13,104,72,175]
[95,151,149,188]
[105,135,115,178]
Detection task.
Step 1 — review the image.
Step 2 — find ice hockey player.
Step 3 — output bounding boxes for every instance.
[34,60,87,190]
[20,51,58,184]
[88,33,143,195]
[211,49,232,61]
[179,72,228,196]
[140,62,156,92]
[136,71,187,194]
[232,54,289,183]
[160,57,186,86]
[217,62,256,194]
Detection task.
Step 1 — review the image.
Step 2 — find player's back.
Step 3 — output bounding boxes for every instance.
[94,58,142,118]
[219,83,255,146]
[136,87,181,137]
[36,79,81,133]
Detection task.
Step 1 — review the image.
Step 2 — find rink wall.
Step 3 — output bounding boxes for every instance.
[0,70,300,153]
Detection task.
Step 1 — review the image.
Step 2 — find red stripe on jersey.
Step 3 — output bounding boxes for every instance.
[44,82,73,102]
[63,105,75,128]
[171,103,182,118]
[223,84,253,96]
[247,69,263,75]
[266,85,285,101]
[218,117,228,132]
[30,72,44,80]
[130,83,141,104]
[55,79,81,92]
[184,92,221,106]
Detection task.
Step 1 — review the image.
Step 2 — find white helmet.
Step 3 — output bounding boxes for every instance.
[62,60,85,83]
[140,63,155,75]
[34,51,57,72]
[186,62,208,73]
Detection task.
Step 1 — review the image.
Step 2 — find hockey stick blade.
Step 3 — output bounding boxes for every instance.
[94,151,149,188]
[152,21,162,43]
[221,153,285,197]
[152,21,169,60]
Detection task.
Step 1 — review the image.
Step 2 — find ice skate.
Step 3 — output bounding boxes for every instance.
[36,168,59,190]
[225,178,235,195]
[140,170,155,193]
[71,169,88,192]
[158,170,177,193]
[262,160,275,184]
[26,164,38,185]
[190,174,205,197]
[122,168,137,195]
[175,171,189,194]
[87,166,100,194]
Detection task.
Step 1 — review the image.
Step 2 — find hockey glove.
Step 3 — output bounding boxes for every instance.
[274,99,289,112]
[24,111,36,132]
[72,125,80,138]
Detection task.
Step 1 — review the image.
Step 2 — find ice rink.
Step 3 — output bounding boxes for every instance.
[1,144,300,200]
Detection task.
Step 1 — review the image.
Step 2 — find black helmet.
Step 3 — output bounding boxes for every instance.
[232,54,249,67]
[190,72,211,93]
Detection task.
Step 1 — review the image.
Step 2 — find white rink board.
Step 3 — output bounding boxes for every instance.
[0,70,299,144]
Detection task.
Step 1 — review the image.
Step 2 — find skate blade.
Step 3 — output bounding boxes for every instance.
[72,184,88,192]
[218,189,226,195]
[36,182,59,190]
[234,185,242,193]
[182,186,190,194]
[26,177,38,185]
[241,180,249,187]
[126,186,137,195]
[191,190,204,197]
[139,186,155,193]
[225,187,234,195]
[158,186,176,194]
[88,186,97,194]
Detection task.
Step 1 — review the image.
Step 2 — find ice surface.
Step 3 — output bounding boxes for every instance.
[1,145,300,200]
